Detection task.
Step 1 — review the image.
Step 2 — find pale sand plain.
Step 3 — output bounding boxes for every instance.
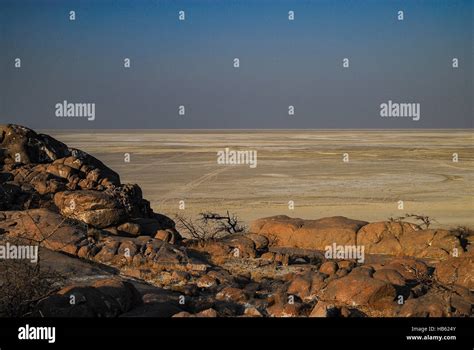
[46,130,474,229]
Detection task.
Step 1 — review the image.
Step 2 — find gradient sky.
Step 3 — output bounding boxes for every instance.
[1,0,472,129]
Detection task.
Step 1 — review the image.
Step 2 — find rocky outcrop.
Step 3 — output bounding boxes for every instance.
[0,124,175,232]
[1,124,472,318]
[250,216,466,261]
[357,221,464,260]
[0,209,207,282]
[0,125,203,294]
[0,124,70,164]
[250,215,368,250]
[356,221,418,255]
[0,124,134,221]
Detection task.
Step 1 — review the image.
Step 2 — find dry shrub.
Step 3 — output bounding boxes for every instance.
[0,259,65,317]
[174,211,246,243]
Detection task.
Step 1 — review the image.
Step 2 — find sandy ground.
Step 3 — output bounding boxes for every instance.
[46,130,474,229]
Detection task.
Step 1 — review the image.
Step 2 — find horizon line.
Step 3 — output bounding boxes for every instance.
[41,128,474,132]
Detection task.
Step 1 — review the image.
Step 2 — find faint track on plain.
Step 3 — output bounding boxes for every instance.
[158,166,230,205]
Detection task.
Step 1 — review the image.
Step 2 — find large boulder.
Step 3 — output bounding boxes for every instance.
[356,221,418,255]
[399,293,449,317]
[286,271,327,301]
[399,229,464,260]
[399,288,473,317]
[0,124,70,164]
[54,184,158,230]
[357,221,464,260]
[376,257,430,281]
[54,190,126,228]
[0,208,87,255]
[320,272,397,308]
[250,215,368,251]
[435,256,473,289]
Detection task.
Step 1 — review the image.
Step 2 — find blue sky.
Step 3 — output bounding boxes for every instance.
[1,0,472,128]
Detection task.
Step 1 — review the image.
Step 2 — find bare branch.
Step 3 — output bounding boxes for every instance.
[174,211,246,243]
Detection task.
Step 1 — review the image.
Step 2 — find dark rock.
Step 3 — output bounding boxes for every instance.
[0,124,70,164]
[33,278,141,317]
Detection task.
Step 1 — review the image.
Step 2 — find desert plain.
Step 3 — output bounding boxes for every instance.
[47,129,474,229]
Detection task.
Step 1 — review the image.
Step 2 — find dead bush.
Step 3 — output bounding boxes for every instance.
[174,211,246,243]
